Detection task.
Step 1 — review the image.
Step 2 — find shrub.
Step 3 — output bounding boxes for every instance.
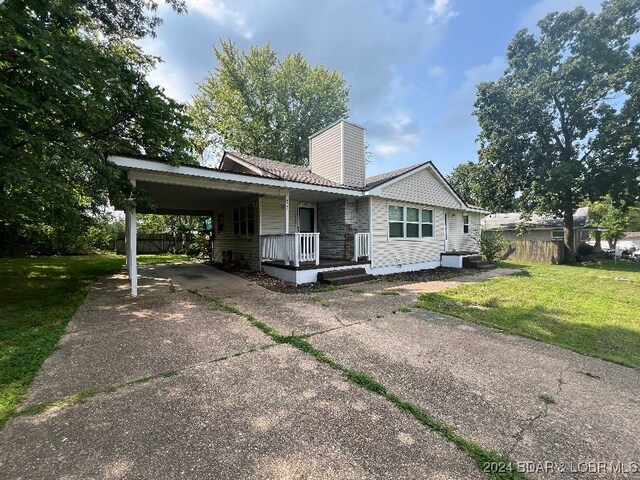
[577,243,595,256]
[479,230,507,262]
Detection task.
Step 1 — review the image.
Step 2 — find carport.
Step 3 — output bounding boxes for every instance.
[110,155,361,295]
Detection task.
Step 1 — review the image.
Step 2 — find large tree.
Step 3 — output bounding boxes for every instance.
[0,0,193,254]
[191,40,350,165]
[474,0,640,261]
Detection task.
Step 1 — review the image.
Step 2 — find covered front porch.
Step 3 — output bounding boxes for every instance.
[111,155,371,294]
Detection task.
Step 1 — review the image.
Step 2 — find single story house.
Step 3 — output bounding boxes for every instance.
[110,120,486,295]
[616,232,640,251]
[482,207,596,250]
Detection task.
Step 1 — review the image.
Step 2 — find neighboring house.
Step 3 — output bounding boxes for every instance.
[482,207,596,250]
[617,232,640,251]
[110,120,485,293]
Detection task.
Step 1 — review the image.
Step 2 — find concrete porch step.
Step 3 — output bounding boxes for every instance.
[317,268,373,285]
[461,255,482,267]
[470,260,495,269]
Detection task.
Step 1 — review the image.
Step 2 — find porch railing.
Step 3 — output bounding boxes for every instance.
[353,232,370,261]
[261,233,320,267]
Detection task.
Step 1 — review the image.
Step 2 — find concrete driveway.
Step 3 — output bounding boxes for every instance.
[1,263,639,479]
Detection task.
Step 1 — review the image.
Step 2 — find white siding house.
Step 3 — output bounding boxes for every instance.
[110,119,487,292]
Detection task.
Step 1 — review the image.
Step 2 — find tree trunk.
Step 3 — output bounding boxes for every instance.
[563,197,575,263]
[593,230,602,252]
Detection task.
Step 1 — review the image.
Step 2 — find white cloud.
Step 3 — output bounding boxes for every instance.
[371,114,420,157]
[185,0,253,39]
[427,64,447,83]
[426,0,458,25]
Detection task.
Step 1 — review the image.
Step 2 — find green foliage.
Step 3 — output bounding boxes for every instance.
[577,243,595,256]
[628,207,640,231]
[479,230,507,262]
[588,196,630,248]
[0,0,194,255]
[0,255,124,427]
[447,161,486,208]
[474,0,640,259]
[191,40,350,165]
[416,260,640,369]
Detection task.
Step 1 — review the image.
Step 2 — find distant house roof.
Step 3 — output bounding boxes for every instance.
[483,207,592,230]
[365,163,427,189]
[624,231,640,239]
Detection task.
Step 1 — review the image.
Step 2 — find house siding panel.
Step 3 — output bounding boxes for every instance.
[260,197,285,235]
[380,167,461,209]
[309,122,342,184]
[342,122,365,188]
[448,212,481,252]
[213,200,260,269]
[354,197,370,233]
[370,196,445,268]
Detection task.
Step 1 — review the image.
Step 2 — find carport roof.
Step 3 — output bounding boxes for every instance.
[108,154,363,215]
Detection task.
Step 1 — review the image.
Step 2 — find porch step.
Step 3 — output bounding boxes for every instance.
[461,255,482,267]
[318,268,373,285]
[469,260,495,269]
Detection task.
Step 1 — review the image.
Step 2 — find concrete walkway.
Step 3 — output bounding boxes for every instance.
[1,263,639,479]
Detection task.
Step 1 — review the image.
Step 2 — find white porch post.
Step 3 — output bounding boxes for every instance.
[284,194,290,266]
[284,194,290,234]
[128,178,137,297]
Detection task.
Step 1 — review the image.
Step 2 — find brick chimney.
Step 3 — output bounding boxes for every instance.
[309,120,366,188]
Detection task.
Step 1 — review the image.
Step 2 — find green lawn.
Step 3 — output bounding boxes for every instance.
[417,260,640,370]
[0,253,189,428]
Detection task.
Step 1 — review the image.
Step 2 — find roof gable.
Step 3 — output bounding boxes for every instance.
[367,162,466,210]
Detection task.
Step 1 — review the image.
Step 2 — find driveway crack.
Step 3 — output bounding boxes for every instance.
[507,365,569,456]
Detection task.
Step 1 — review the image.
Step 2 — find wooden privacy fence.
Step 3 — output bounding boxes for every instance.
[499,240,565,264]
[115,234,174,254]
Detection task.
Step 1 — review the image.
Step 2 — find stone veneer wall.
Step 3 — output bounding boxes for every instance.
[317,199,365,259]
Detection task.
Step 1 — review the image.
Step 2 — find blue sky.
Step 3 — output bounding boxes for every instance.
[141,0,602,176]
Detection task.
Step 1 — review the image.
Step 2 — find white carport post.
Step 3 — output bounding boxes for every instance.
[126,178,138,297]
[284,193,290,266]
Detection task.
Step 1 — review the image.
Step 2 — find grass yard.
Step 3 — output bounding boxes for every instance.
[417,260,640,370]
[0,253,189,428]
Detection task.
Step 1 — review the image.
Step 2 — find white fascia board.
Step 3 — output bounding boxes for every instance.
[365,163,466,209]
[108,155,363,197]
[221,153,268,177]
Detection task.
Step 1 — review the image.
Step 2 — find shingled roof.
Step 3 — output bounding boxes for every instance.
[483,207,592,230]
[225,152,350,189]
[364,163,427,189]
[223,153,431,192]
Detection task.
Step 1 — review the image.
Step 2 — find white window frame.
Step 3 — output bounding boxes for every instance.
[406,207,420,238]
[388,204,435,240]
[551,230,564,241]
[388,204,405,238]
[463,215,469,234]
[422,208,434,238]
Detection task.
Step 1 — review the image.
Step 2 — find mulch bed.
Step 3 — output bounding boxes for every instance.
[207,261,477,294]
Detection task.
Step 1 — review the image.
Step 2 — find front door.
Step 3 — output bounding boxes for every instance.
[298,206,315,233]
[444,212,449,252]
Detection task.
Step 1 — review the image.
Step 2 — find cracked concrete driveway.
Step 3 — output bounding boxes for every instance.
[1,262,639,479]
